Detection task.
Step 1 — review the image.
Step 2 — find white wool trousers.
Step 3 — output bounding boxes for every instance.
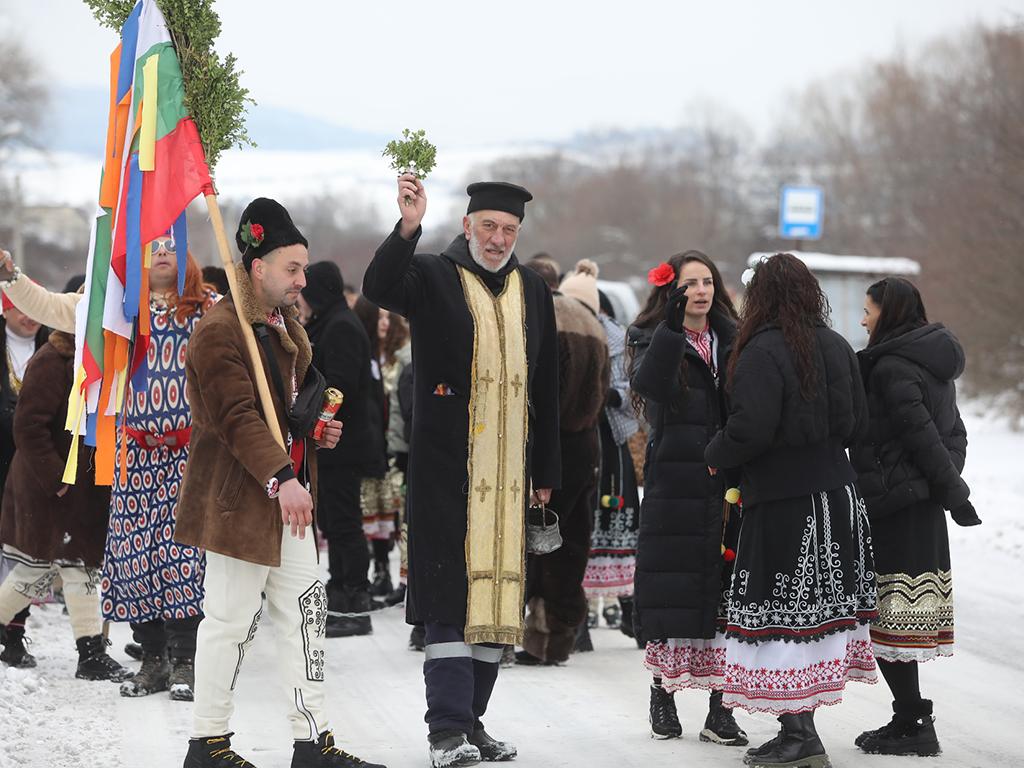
[192,529,329,741]
[0,546,101,639]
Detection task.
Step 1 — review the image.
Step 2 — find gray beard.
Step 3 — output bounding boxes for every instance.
[468,232,515,273]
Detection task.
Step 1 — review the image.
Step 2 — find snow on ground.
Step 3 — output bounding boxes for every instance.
[2,409,1023,768]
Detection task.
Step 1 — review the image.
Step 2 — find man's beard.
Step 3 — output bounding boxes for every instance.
[468,232,515,273]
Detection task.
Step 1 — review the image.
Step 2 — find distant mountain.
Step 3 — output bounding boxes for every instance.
[45,86,389,155]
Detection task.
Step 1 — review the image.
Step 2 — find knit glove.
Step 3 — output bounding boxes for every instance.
[950,501,982,527]
[663,287,688,333]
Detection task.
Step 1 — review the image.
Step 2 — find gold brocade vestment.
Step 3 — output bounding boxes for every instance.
[458,266,529,645]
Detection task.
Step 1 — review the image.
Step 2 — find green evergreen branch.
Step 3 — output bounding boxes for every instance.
[83,0,254,171]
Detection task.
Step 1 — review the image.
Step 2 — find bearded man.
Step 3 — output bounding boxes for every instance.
[363,176,560,768]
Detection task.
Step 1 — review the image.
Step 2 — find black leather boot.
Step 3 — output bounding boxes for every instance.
[292,730,387,768]
[183,734,257,767]
[75,635,133,681]
[745,712,828,768]
[325,588,372,637]
[858,699,941,756]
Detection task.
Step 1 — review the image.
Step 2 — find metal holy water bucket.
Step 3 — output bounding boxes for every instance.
[526,504,562,555]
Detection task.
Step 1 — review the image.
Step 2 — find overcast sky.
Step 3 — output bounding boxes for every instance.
[3,0,1022,148]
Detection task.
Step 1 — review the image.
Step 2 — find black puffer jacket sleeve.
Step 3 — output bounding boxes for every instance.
[631,322,685,405]
[948,406,968,474]
[877,359,970,509]
[705,343,783,470]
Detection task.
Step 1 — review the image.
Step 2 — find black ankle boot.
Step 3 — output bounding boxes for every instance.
[858,699,941,756]
[649,684,682,739]
[745,712,827,768]
[121,651,170,696]
[169,655,195,701]
[184,734,257,767]
[292,730,387,768]
[75,635,133,681]
[701,690,748,746]
[0,623,37,668]
[369,562,392,598]
[325,588,372,637]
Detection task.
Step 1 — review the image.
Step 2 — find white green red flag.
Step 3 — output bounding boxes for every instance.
[66,0,213,484]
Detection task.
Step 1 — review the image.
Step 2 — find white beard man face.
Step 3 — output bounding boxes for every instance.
[464,211,520,273]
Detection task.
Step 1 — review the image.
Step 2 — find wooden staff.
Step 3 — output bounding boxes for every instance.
[204,193,285,449]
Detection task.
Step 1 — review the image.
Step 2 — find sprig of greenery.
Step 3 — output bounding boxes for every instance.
[83,0,254,170]
[382,129,438,179]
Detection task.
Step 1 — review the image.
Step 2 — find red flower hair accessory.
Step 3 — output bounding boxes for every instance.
[647,262,676,287]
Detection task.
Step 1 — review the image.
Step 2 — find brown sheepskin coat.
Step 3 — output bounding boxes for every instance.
[174,266,317,567]
[0,331,111,565]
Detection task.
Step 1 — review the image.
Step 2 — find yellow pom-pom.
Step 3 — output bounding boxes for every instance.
[725,487,741,505]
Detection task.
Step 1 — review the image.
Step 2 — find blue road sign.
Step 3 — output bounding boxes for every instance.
[779,185,824,240]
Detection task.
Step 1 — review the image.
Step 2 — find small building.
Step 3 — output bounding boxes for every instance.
[747,252,921,349]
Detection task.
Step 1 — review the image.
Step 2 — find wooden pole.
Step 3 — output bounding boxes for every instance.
[204,193,285,449]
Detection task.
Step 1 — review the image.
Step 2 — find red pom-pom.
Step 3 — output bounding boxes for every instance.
[723,548,736,562]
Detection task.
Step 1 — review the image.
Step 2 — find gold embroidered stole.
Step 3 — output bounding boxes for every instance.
[459,266,529,645]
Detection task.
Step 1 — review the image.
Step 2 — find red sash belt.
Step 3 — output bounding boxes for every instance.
[124,425,191,450]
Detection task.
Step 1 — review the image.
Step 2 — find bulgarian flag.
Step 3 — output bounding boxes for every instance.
[65,0,214,485]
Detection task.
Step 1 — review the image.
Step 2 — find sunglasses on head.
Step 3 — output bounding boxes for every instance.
[151,238,176,255]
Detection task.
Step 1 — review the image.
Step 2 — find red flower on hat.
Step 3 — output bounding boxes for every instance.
[647,262,676,287]
[249,223,264,245]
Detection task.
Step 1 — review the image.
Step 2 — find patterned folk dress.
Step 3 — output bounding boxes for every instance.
[101,299,207,623]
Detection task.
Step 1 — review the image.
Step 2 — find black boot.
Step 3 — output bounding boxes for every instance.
[124,642,144,661]
[427,730,481,768]
[701,690,748,746]
[574,622,594,653]
[0,623,37,668]
[745,712,828,768]
[292,730,387,768]
[369,561,393,598]
[325,588,372,637]
[75,635,133,681]
[649,684,682,739]
[121,651,170,696]
[858,699,941,756]
[468,726,516,761]
[383,582,406,607]
[169,655,195,701]
[409,624,426,651]
[618,597,635,639]
[602,603,621,629]
[183,734,257,767]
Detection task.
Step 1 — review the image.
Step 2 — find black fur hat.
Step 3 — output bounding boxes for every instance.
[236,197,308,268]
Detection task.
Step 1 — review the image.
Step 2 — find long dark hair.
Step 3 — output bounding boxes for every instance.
[866,277,928,347]
[728,253,830,401]
[630,250,738,418]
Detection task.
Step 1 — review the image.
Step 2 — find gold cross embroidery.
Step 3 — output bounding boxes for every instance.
[511,480,521,500]
[475,478,493,504]
[479,369,495,393]
[511,374,523,398]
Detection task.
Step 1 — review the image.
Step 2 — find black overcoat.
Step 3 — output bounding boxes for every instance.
[362,224,561,627]
[629,311,736,642]
[850,323,970,520]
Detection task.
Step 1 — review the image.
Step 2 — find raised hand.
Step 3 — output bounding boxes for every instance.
[0,249,17,281]
[397,172,427,240]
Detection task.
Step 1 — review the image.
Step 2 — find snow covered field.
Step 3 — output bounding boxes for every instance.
[2,407,1022,768]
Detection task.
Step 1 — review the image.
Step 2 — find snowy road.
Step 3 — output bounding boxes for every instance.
[2,410,1022,768]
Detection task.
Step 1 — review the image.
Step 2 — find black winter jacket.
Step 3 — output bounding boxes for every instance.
[629,311,736,642]
[850,323,969,519]
[305,300,384,474]
[705,324,867,506]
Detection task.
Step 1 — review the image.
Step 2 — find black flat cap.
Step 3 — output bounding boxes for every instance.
[466,181,533,222]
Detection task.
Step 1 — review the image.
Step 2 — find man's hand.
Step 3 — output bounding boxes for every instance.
[315,419,342,449]
[397,173,427,240]
[0,249,17,281]
[531,488,552,505]
[279,478,314,539]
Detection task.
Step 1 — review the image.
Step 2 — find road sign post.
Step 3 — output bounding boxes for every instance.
[779,185,824,241]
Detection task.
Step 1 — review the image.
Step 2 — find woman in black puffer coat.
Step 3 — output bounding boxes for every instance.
[704,254,876,768]
[850,277,979,758]
[628,250,747,747]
